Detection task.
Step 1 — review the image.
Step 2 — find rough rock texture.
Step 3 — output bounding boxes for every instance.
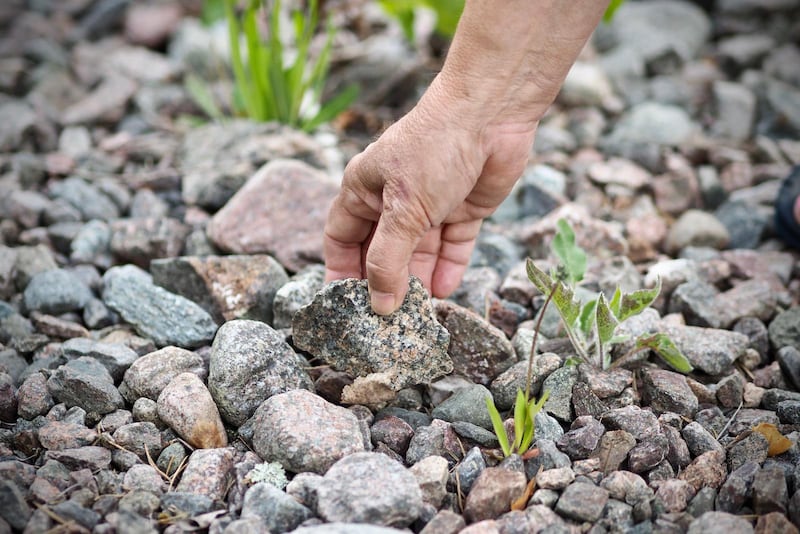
[293,277,452,396]
[157,372,227,449]
[208,319,313,426]
[120,346,206,403]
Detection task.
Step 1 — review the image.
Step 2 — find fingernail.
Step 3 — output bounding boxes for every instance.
[370,290,396,315]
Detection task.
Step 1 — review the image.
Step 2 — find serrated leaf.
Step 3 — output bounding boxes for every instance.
[617,279,661,322]
[595,293,618,346]
[486,396,511,457]
[526,258,554,296]
[551,218,586,284]
[636,333,694,374]
[579,299,598,336]
[552,282,581,326]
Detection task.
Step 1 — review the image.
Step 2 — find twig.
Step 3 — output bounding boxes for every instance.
[717,401,744,440]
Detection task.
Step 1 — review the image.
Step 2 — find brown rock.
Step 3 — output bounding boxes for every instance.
[157,373,227,449]
[207,159,338,272]
[679,450,728,492]
[640,368,698,417]
[30,312,90,339]
[755,512,798,534]
[37,421,97,450]
[124,2,184,48]
[16,372,53,420]
[592,430,636,474]
[174,448,235,501]
[464,467,527,523]
[656,479,696,513]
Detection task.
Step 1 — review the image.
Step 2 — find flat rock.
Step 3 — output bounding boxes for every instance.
[47,357,124,414]
[61,338,138,383]
[208,319,313,426]
[102,265,217,348]
[241,482,313,532]
[174,448,235,501]
[207,159,338,272]
[665,210,730,254]
[430,384,494,430]
[110,217,190,268]
[688,511,754,534]
[463,467,527,523]
[555,482,610,523]
[151,254,289,324]
[293,277,452,395]
[659,323,748,376]
[251,389,365,474]
[120,346,206,403]
[315,452,423,527]
[640,368,698,417]
[23,268,92,315]
[157,372,227,449]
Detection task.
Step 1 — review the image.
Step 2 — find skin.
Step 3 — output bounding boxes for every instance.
[324,0,611,314]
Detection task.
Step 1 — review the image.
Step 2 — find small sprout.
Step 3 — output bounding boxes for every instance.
[245,461,289,489]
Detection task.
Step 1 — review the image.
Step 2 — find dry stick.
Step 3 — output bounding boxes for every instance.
[717,400,744,440]
[525,282,557,401]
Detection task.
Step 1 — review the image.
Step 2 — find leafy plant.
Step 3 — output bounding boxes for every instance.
[525,218,693,373]
[486,389,549,458]
[222,0,357,131]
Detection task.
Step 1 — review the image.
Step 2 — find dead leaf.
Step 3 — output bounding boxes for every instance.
[511,476,537,511]
[752,423,793,456]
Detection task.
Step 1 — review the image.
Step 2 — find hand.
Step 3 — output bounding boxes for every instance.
[323,78,537,315]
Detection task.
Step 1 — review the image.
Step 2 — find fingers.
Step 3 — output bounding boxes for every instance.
[408,229,443,293]
[431,219,482,298]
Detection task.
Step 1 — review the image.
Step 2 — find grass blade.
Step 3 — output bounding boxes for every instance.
[302,83,358,131]
[512,389,526,452]
[486,396,510,457]
[184,73,225,120]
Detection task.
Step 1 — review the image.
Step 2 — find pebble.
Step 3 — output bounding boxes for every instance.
[681,421,725,457]
[776,346,800,390]
[102,265,218,348]
[208,319,313,426]
[454,446,486,495]
[23,268,92,315]
[241,482,313,533]
[61,338,138,383]
[409,455,449,508]
[315,452,423,527]
[47,357,124,414]
[665,209,730,254]
[174,448,235,501]
[660,323,748,375]
[727,431,769,472]
[251,389,365,474]
[640,368,698,417]
[431,384,494,431]
[679,451,728,492]
[157,372,227,449]
[688,511,754,534]
[537,466,575,490]
[463,467,527,523]
[555,481,610,523]
[752,465,788,515]
[593,430,637,474]
[119,345,206,403]
[601,405,660,440]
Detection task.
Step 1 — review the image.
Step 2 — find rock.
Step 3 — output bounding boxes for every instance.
[112,421,163,460]
[592,430,637,474]
[716,373,745,409]
[44,447,112,471]
[777,400,800,424]
[755,512,798,534]
[293,524,408,534]
[716,461,759,514]
[406,419,460,467]
[315,452,423,527]
[656,479,695,513]
[0,371,16,423]
[628,432,669,473]
[293,277,451,396]
[109,218,189,268]
[409,456,449,508]
[607,102,698,146]
[22,268,92,315]
[124,2,183,48]
[61,74,138,125]
[681,421,725,457]
[420,510,466,534]
[665,210,730,254]
[489,352,560,410]
[61,338,138,383]
[207,159,337,271]
[175,448,235,501]
[640,368,698,417]
[776,347,800,390]
[558,416,605,460]
[17,372,53,419]
[159,492,214,517]
[0,480,32,530]
[208,320,312,426]
[537,466,575,490]
[715,201,768,250]
[102,265,218,348]
[711,81,756,142]
[241,482,313,532]
[431,384,494,431]
[679,451,728,492]
[765,78,800,136]
[157,373,227,449]
[601,405,660,440]
[728,432,769,472]
[251,389,365,474]
[151,255,289,325]
[660,323,748,376]
[555,482,610,523]
[272,264,325,329]
[752,465,788,515]
[37,420,97,450]
[769,308,800,351]
[120,346,206,403]
[0,100,39,152]
[463,467,527,523]
[687,511,754,534]
[105,46,180,83]
[47,357,124,414]
[542,365,578,422]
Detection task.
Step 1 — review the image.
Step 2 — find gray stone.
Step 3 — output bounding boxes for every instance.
[315,452,423,527]
[112,422,163,460]
[431,384,494,431]
[120,346,206,403]
[489,352,560,410]
[681,421,725,457]
[687,511,754,534]
[0,480,31,530]
[406,420,458,467]
[450,421,498,448]
[716,461,759,514]
[454,446,486,495]
[208,320,313,426]
[50,177,120,221]
[628,433,669,474]
[665,210,730,254]
[159,492,215,517]
[50,500,101,530]
[47,357,124,414]
[607,102,698,146]
[409,455,449,508]
[752,465,788,515]
[776,346,800,391]
[640,368,698,417]
[22,269,92,315]
[70,220,112,265]
[61,338,138,383]
[419,510,466,534]
[687,487,717,518]
[293,277,452,399]
[109,217,189,268]
[463,467,527,523]
[769,307,800,352]
[293,524,407,534]
[527,439,572,476]
[660,323,748,376]
[558,416,605,460]
[272,264,325,329]
[542,365,578,422]
[592,430,636,474]
[601,405,660,440]
[44,447,112,471]
[711,81,756,142]
[534,410,564,442]
[728,432,769,472]
[715,201,768,250]
[102,265,218,348]
[241,482,312,532]
[777,400,800,424]
[123,465,165,494]
[555,482,610,523]
[251,389,365,474]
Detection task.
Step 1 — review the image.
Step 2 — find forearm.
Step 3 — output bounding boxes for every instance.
[428,0,610,130]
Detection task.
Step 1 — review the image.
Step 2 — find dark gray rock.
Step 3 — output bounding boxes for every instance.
[406,420,457,466]
[241,482,313,532]
[251,389,365,474]
[777,400,800,424]
[61,338,138,383]
[761,389,800,411]
[542,365,578,422]
[752,465,788,515]
[715,201,767,249]
[450,421,498,448]
[315,452,423,527]
[687,487,717,518]
[293,277,452,397]
[110,217,190,269]
[23,268,92,315]
[0,480,31,530]
[208,320,313,426]
[273,264,325,329]
[769,307,800,351]
[50,500,101,530]
[102,265,218,348]
[601,405,660,440]
[668,280,722,328]
[640,368,698,417]
[555,482,610,523]
[716,461,759,513]
[431,384,494,431]
[489,352,560,410]
[70,220,112,265]
[454,446,486,495]
[159,492,215,517]
[728,432,769,472]
[558,416,605,460]
[47,357,124,414]
[661,423,691,471]
[527,439,571,477]
[535,410,564,442]
[628,433,669,474]
[681,421,725,457]
[776,346,800,390]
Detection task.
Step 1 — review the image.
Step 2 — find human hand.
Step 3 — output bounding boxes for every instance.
[323,79,537,315]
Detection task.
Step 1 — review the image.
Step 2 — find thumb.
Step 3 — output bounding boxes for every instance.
[364,202,429,315]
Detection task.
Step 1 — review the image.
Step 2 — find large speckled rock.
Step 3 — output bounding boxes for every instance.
[120,346,207,403]
[659,323,748,375]
[434,300,516,386]
[208,320,313,426]
[151,254,289,324]
[157,373,227,449]
[102,265,218,348]
[47,357,124,414]
[250,389,365,474]
[293,277,452,398]
[23,268,92,315]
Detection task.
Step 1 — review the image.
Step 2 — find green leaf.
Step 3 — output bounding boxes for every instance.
[526,258,554,296]
[636,333,694,374]
[528,390,550,418]
[579,299,598,337]
[552,282,581,327]
[518,404,536,453]
[486,396,510,457]
[512,389,526,452]
[303,84,359,132]
[185,74,224,120]
[551,218,586,285]
[603,0,626,23]
[609,286,622,317]
[595,293,618,346]
[617,279,661,323]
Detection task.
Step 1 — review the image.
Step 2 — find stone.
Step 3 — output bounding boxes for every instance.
[109,218,189,268]
[124,2,183,48]
[489,352,559,410]
[687,511,754,534]
[420,510,466,534]
[159,492,214,517]
[536,466,575,490]
[112,422,163,460]
[541,365,578,422]
[61,338,138,383]
[593,430,637,474]
[61,74,138,125]
[175,448,235,501]
[102,265,218,348]
[571,381,608,420]
[668,280,723,328]
[776,347,800,390]
[207,159,337,271]
[157,373,227,449]
[716,373,745,409]
[431,384,494,431]
[777,401,800,425]
[769,308,800,351]
[22,268,92,315]
[558,416,605,460]
[463,467,527,523]
[208,320,313,426]
[241,482,313,533]
[752,466,788,515]
[555,482,610,523]
[628,433,669,474]
[681,421,725,457]
[44,447,112,471]
[47,357,124,414]
[715,201,768,250]
[251,390,365,474]
[679,451,728,492]
[370,416,414,455]
[406,420,461,467]
[17,372,53,419]
[120,346,206,403]
[601,405,660,440]
[711,81,756,142]
[410,456,449,508]
[294,277,451,398]
[660,323,748,376]
[606,102,698,146]
[272,264,325,329]
[656,479,695,513]
[315,452,423,527]
[755,512,798,534]
[454,446,487,495]
[640,368,698,417]
[728,432,769,472]
[37,421,97,450]
[70,220,112,266]
[665,210,730,254]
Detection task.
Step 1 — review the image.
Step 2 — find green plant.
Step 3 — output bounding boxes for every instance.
[244,461,289,489]
[526,219,693,373]
[486,389,549,458]
[222,0,357,131]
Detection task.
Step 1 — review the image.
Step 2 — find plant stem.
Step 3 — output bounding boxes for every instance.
[525,282,557,400]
